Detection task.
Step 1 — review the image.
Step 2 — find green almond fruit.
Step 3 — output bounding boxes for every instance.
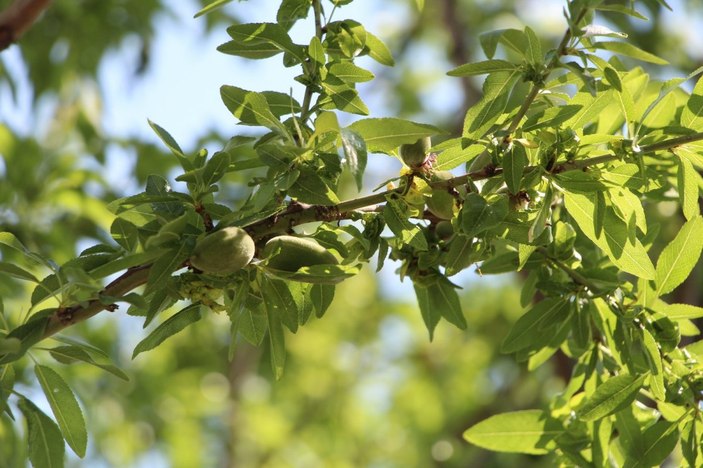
[400,137,431,168]
[190,226,255,275]
[426,170,457,220]
[435,220,455,241]
[263,235,338,272]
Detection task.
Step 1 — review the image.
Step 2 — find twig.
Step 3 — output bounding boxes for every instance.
[299,0,324,124]
[505,7,588,135]
[0,0,52,51]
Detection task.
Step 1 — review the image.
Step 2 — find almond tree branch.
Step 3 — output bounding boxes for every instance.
[0,0,52,51]
[20,129,703,355]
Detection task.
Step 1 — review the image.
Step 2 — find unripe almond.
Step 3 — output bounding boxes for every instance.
[435,220,455,241]
[426,170,457,220]
[400,137,431,168]
[190,227,255,275]
[263,235,338,272]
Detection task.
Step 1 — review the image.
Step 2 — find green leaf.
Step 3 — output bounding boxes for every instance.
[554,171,607,193]
[641,329,665,401]
[347,118,443,154]
[147,119,185,158]
[0,261,38,282]
[19,398,65,468]
[677,155,700,220]
[503,143,527,194]
[562,89,614,129]
[321,81,369,115]
[264,297,286,380]
[220,85,289,135]
[383,197,428,251]
[655,216,703,296]
[261,277,299,333]
[501,298,568,353]
[563,191,655,279]
[463,70,521,140]
[48,346,129,381]
[327,62,374,83]
[194,0,233,18]
[110,218,139,251]
[447,59,517,77]
[593,41,668,65]
[363,30,394,66]
[260,91,302,117]
[425,277,466,331]
[34,365,87,457]
[522,105,582,132]
[264,263,360,285]
[236,299,267,346]
[144,244,190,297]
[638,420,680,467]
[681,75,703,131]
[444,234,479,276]
[603,66,622,91]
[276,0,310,30]
[224,23,305,62]
[413,282,441,340]
[661,302,703,319]
[460,193,507,238]
[578,373,645,421]
[287,169,340,205]
[528,186,552,242]
[523,26,542,64]
[594,4,648,20]
[217,38,282,59]
[311,283,335,318]
[435,142,484,170]
[308,36,325,66]
[132,304,202,358]
[340,128,367,191]
[463,410,563,455]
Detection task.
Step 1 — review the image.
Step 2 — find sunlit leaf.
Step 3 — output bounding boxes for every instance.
[578,373,645,421]
[655,216,703,296]
[464,410,563,455]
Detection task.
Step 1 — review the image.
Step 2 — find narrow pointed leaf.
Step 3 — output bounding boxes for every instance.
[655,216,703,296]
[34,365,87,457]
[19,398,65,468]
[133,304,202,358]
[578,373,645,421]
[464,410,563,455]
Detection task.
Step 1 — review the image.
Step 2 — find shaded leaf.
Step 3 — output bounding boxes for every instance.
[34,365,87,457]
[133,304,202,358]
[19,398,65,468]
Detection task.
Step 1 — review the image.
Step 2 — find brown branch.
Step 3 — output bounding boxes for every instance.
[0,0,52,51]
[42,265,151,339]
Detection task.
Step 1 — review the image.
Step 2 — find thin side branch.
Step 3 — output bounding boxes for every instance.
[0,0,52,51]
[505,7,588,135]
